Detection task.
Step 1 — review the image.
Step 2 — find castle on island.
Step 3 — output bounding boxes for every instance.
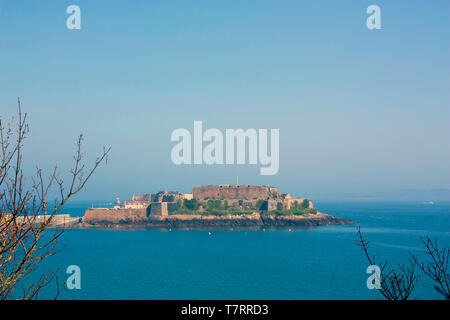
[83,184,313,224]
[116,185,311,217]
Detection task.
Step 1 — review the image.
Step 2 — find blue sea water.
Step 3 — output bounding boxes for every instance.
[31,201,449,299]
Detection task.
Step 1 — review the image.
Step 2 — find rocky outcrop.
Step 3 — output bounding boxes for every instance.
[260,212,354,227]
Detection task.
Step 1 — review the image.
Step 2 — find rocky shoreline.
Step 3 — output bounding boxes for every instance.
[78,212,355,230]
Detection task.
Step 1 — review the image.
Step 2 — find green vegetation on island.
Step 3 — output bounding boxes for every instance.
[167,198,317,216]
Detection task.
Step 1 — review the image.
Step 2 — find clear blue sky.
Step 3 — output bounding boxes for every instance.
[0,0,449,200]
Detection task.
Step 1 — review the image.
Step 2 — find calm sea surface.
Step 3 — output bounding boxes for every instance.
[31,201,450,299]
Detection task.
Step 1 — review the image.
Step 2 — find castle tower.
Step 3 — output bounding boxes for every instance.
[149,202,168,218]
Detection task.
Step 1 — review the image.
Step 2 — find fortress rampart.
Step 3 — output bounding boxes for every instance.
[84,208,147,225]
[149,202,168,218]
[192,185,280,200]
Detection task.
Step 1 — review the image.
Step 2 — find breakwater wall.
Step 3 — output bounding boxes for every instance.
[83,208,148,226]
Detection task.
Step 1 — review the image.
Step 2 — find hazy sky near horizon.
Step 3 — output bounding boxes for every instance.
[0,0,449,201]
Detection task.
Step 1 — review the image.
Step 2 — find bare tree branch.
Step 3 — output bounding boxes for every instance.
[356,226,418,300]
[411,237,450,299]
[0,98,111,299]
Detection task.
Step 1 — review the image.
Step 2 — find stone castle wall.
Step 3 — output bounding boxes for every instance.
[149,202,168,218]
[83,208,147,225]
[192,185,280,200]
[285,198,313,209]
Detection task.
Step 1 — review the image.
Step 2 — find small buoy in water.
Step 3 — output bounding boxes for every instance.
[288,229,292,232]
[208,232,212,235]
